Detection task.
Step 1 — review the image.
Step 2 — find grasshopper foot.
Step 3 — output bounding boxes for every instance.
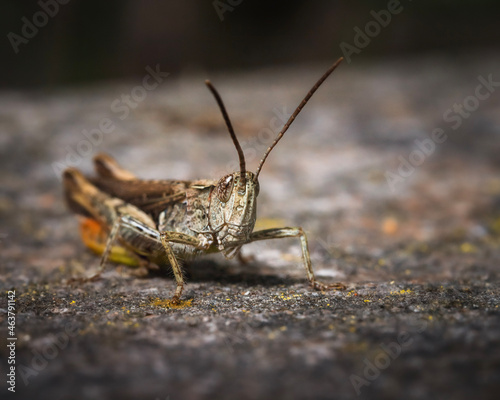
[87,273,102,282]
[311,280,346,291]
[67,273,102,285]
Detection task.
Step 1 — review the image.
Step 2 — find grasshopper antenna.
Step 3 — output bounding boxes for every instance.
[254,57,344,181]
[205,80,247,187]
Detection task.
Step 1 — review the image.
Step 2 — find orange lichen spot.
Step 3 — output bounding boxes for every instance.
[79,217,139,267]
[150,297,193,309]
[382,216,399,235]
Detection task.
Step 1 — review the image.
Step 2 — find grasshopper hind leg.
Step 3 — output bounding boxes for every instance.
[89,215,157,281]
[89,215,126,281]
[93,153,137,181]
[79,217,145,268]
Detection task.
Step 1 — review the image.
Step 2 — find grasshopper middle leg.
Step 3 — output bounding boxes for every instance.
[248,227,345,290]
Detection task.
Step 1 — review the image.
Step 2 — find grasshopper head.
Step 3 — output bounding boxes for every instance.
[210,171,259,251]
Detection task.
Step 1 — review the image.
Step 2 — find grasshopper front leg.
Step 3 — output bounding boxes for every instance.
[248,227,346,291]
[159,231,206,302]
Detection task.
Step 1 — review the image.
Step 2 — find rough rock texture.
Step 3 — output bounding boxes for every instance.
[1,54,500,399]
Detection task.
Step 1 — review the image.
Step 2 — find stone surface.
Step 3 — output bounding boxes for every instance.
[1,54,500,399]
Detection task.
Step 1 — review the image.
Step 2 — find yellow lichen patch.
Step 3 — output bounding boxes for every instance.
[490,217,500,236]
[277,293,301,301]
[404,242,429,255]
[390,289,413,295]
[121,320,140,329]
[460,242,477,253]
[79,217,140,267]
[150,298,193,309]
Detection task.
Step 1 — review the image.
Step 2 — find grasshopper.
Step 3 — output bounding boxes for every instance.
[63,57,345,303]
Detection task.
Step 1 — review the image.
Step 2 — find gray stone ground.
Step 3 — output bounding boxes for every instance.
[1,53,500,400]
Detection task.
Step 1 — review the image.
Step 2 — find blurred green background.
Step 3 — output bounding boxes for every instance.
[2,0,499,88]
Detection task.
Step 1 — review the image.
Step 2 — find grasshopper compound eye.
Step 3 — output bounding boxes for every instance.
[216,174,234,203]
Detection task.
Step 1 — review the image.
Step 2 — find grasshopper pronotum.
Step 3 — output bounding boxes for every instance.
[63,57,345,302]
